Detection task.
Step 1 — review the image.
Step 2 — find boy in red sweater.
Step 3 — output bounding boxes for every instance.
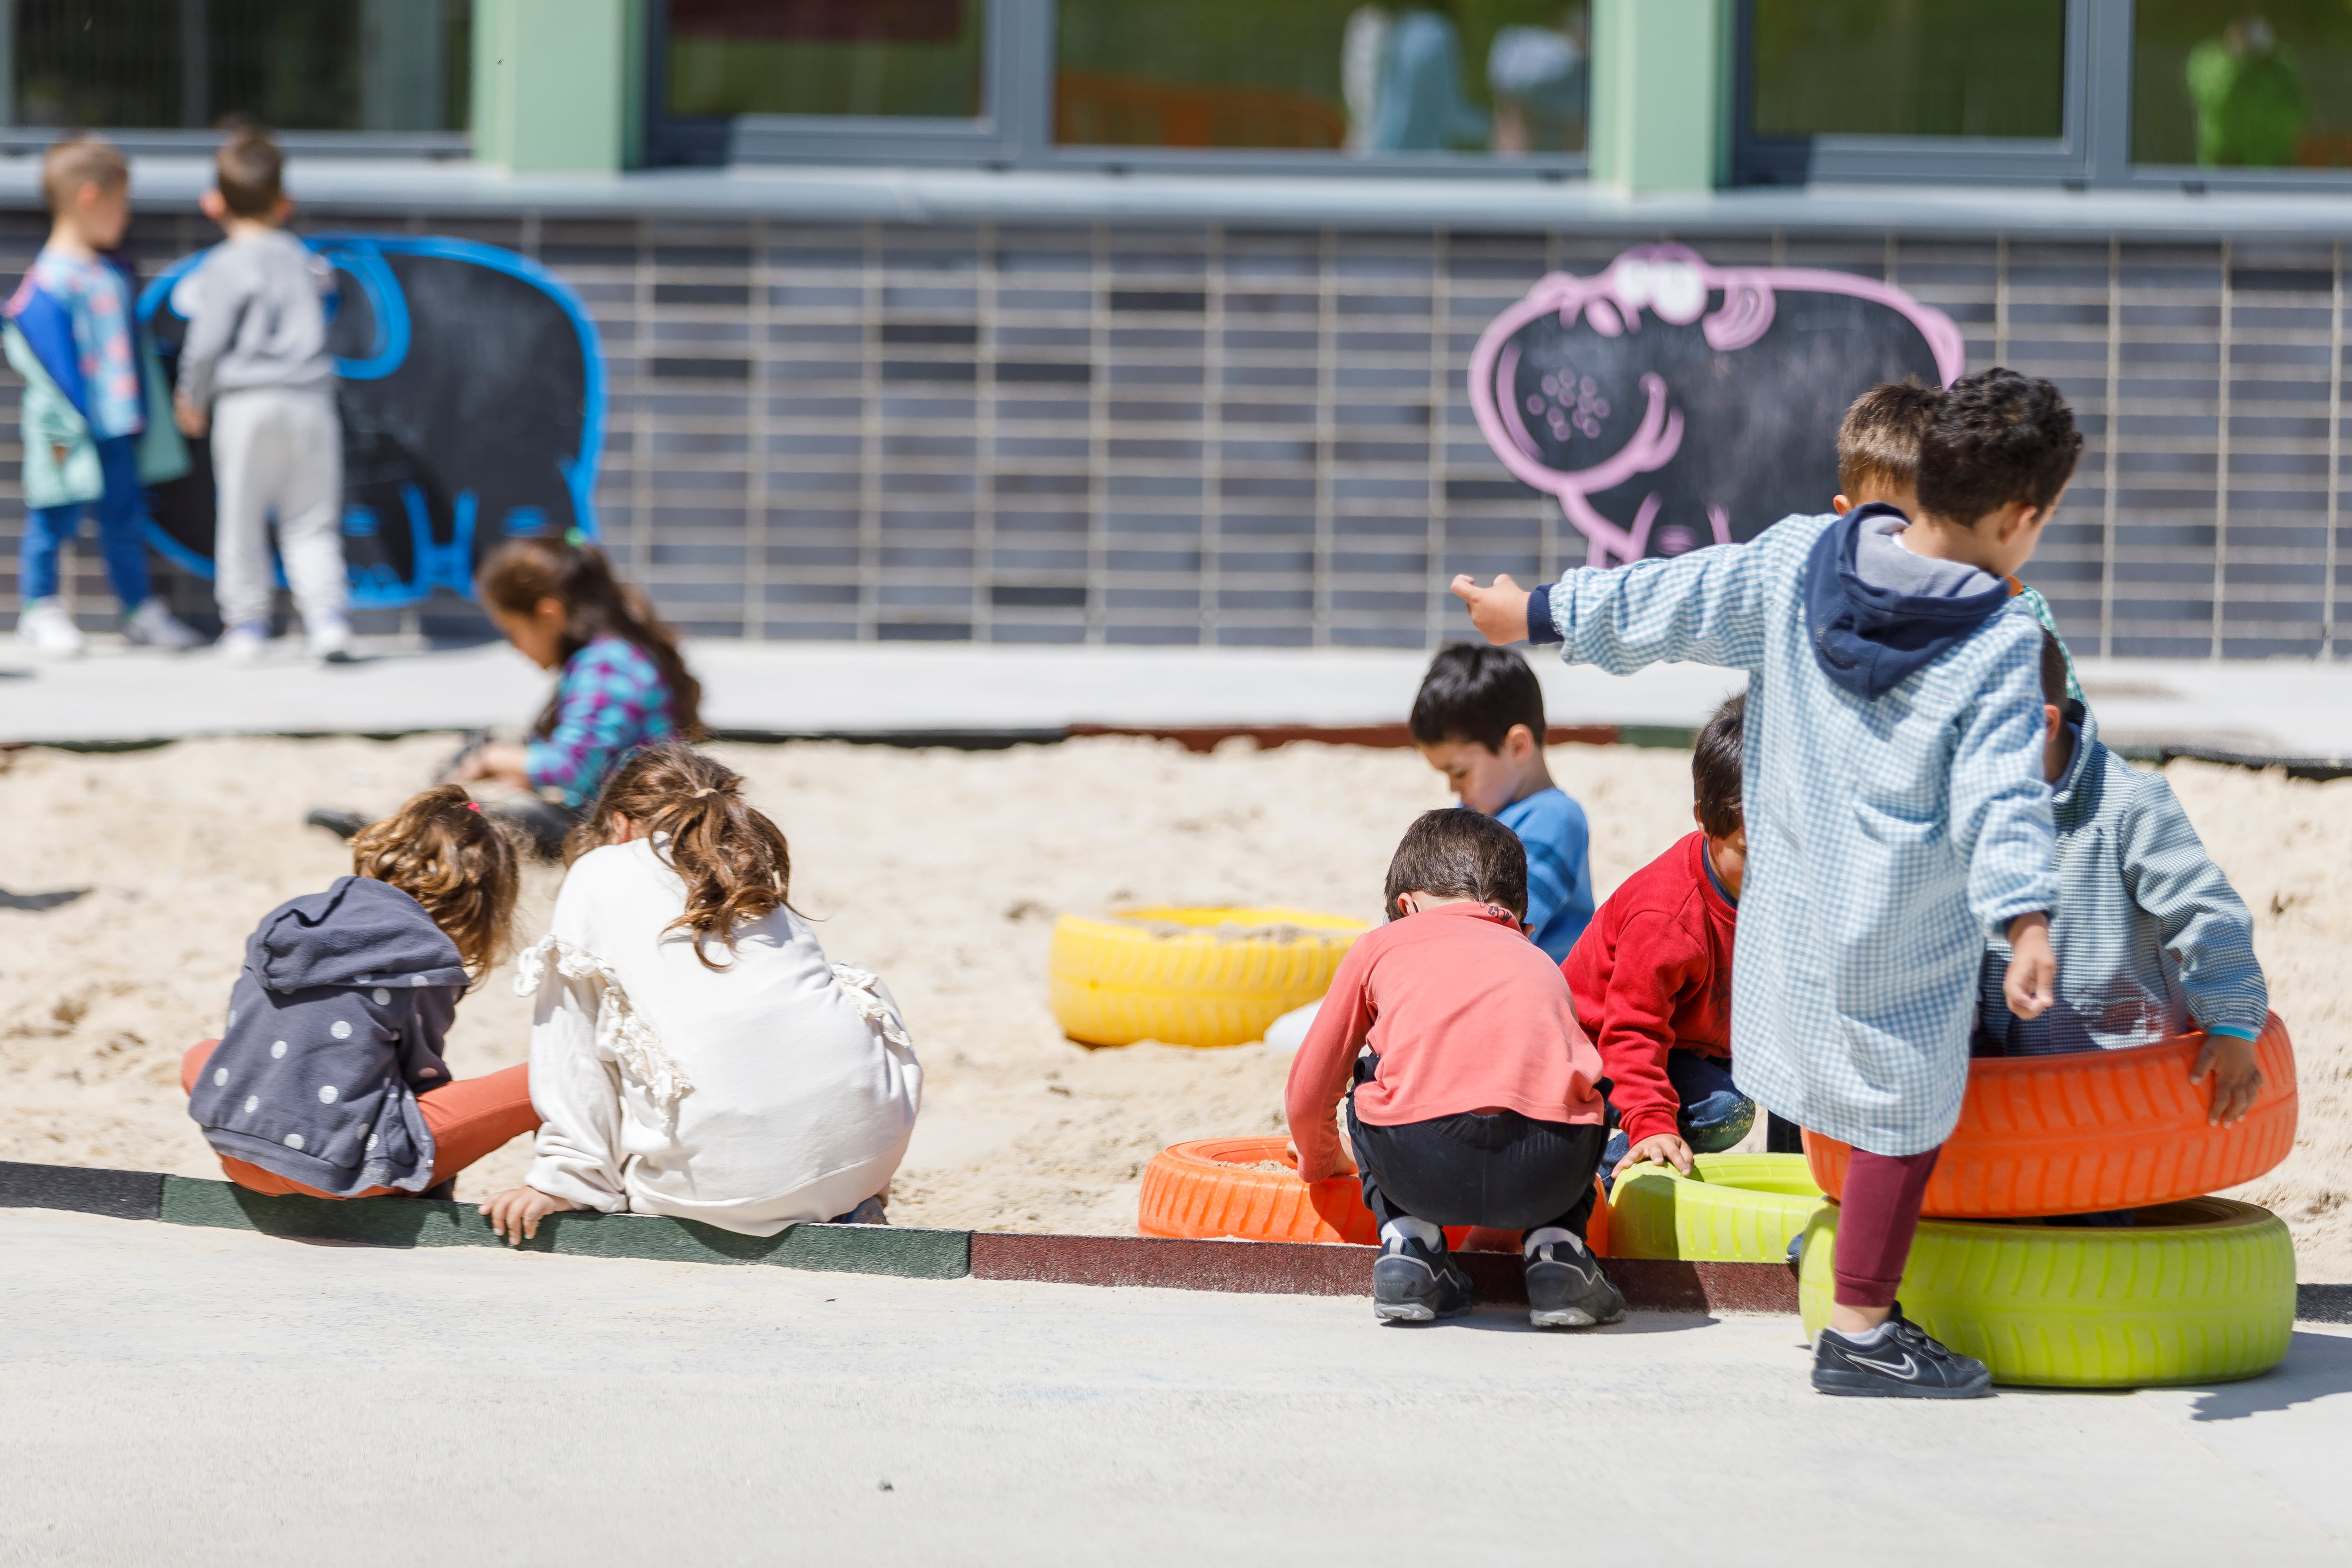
[1566,695,1755,1181]
[1287,809,1618,1328]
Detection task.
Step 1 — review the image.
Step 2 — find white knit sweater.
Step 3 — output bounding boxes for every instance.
[518,838,922,1236]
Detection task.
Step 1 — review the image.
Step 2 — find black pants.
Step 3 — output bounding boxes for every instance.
[487,796,581,861]
[1347,1057,1605,1241]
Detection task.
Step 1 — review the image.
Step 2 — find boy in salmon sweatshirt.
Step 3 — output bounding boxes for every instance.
[1286,809,1618,1329]
[1567,693,1749,1181]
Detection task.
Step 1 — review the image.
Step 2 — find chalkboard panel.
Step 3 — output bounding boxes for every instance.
[1469,245,1964,568]
[138,235,605,609]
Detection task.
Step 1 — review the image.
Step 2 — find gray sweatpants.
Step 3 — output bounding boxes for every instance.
[210,388,347,630]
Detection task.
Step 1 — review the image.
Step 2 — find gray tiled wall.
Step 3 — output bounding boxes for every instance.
[4,210,2344,660]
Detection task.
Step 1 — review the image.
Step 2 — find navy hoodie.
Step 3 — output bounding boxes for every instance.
[188,876,470,1196]
[1802,502,2014,700]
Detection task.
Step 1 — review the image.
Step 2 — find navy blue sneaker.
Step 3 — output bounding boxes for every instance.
[1525,1235,1625,1329]
[1812,1304,1993,1399]
[1372,1233,1475,1323]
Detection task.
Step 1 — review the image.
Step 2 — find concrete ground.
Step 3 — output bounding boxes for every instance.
[3,1210,2349,1567]
[5,636,2351,759]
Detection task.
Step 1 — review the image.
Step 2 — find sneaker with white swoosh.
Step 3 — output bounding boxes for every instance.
[1812,1303,1994,1399]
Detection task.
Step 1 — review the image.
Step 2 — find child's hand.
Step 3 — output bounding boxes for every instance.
[2003,913,2056,1019]
[1285,1135,1357,1181]
[1618,1133,1694,1174]
[481,1185,575,1245]
[447,740,532,790]
[2190,1032,2263,1126]
[1449,573,1533,645]
[172,391,207,438]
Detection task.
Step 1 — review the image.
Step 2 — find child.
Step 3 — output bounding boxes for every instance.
[480,745,922,1244]
[6,136,202,658]
[1452,367,2081,1398]
[170,128,350,665]
[1286,809,1619,1329]
[1407,643,1596,962]
[451,536,701,858]
[183,785,532,1199]
[1835,377,2083,705]
[1977,631,2266,1124]
[1567,693,1749,1181]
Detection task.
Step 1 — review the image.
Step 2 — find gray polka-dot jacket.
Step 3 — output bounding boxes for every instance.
[187,876,470,1196]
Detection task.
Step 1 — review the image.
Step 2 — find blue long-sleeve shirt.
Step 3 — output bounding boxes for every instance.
[1493,786,1595,963]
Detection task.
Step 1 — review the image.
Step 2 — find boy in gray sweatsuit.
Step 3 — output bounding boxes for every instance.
[171,127,350,663]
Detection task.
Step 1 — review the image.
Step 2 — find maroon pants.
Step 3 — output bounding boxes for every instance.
[1832,1146,1942,1308]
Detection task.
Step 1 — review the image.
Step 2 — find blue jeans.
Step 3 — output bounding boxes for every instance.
[20,435,153,609]
[1600,1048,1756,1185]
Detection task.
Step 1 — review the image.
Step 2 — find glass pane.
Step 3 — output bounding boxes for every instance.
[2133,2,2352,168]
[667,0,987,119]
[1750,0,2066,139]
[12,0,470,132]
[1055,1,1589,155]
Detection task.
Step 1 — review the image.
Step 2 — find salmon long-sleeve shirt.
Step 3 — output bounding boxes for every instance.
[1284,901,1607,1183]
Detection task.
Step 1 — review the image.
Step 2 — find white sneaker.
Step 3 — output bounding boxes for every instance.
[306,613,357,665]
[218,621,273,665]
[123,597,204,650]
[16,596,85,657]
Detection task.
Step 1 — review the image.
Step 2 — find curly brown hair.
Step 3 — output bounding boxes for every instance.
[565,745,792,970]
[349,785,520,979]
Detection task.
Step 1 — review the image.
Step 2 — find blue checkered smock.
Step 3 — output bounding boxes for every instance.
[1540,513,2058,1155]
[1978,705,2267,1055]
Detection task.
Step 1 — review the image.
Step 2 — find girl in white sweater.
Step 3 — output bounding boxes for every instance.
[480,746,921,1243]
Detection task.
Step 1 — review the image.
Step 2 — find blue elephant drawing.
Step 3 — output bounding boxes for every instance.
[138,234,605,609]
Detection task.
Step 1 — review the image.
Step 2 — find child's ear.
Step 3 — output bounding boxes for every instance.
[1832,493,1853,515]
[1506,723,1536,761]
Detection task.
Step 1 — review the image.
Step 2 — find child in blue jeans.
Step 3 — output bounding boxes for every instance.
[7,138,203,657]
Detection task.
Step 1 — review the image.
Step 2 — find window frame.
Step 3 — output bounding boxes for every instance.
[1733,0,2352,191]
[646,0,1590,179]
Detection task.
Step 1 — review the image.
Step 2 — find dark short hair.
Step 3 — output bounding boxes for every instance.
[1382,809,1529,923]
[1915,368,2082,526]
[1408,643,1546,751]
[2038,629,2071,712]
[1692,692,1745,839]
[1836,378,1940,499]
[215,128,284,219]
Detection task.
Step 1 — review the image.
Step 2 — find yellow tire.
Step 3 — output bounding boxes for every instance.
[1607,1153,1828,1263]
[1048,906,1369,1048]
[1797,1196,2296,1387]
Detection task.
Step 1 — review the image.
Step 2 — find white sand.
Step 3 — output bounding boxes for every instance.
[2,734,2347,1275]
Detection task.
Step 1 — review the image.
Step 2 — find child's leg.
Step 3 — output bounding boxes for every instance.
[208,395,279,632]
[20,500,81,602]
[1830,1146,1941,1326]
[1663,1049,1756,1154]
[88,437,156,610]
[413,1064,540,1185]
[267,395,348,632]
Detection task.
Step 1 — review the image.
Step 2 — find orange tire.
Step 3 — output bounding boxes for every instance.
[1137,1136,1609,1256]
[1804,1013,2297,1219]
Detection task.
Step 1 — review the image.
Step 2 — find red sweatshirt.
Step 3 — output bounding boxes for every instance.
[1285,901,1607,1183]
[1561,832,1737,1148]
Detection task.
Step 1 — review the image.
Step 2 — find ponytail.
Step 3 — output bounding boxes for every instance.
[567,744,792,970]
[477,536,704,739]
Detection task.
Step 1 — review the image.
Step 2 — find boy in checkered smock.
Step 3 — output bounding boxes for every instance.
[1975,631,2267,1118]
[1453,369,2082,1400]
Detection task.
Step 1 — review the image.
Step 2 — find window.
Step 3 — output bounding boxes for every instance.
[1749,0,2066,140]
[2131,0,2352,171]
[1053,0,1588,157]
[8,0,469,141]
[665,0,987,120]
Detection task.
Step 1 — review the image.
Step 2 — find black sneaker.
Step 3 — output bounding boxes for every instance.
[1812,1304,1994,1399]
[1525,1234,1625,1328]
[1371,1233,1475,1323]
[306,808,371,840]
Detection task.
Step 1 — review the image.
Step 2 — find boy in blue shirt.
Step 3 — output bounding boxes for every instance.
[1454,368,2079,1399]
[1407,644,1595,963]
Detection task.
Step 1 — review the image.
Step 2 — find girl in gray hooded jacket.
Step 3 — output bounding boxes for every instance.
[183,786,534,1199]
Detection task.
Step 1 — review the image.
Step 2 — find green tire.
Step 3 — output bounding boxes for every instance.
[1797,1196,2296,1388]
[1607,1153,1828,1264]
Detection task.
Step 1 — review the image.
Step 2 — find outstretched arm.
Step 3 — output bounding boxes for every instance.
[1450,526,1787,675]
